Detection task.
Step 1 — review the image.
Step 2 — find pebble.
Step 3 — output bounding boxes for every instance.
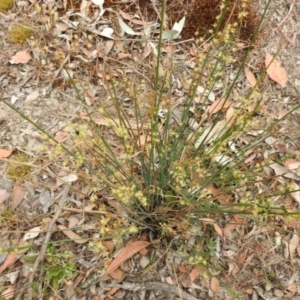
[140,256,150,269]
[273,289,284,298]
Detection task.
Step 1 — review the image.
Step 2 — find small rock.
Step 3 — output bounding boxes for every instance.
[140,256,150,269]
[265,282,272,291]
[273,289,284,298]
[26,90,39,102]
[265,136,277,145]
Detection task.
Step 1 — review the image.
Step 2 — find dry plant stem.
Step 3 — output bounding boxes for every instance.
[25,185,71,300]
[107,282,199,300]
[46,54,70,94]
[275,2,294,29]
[172,262,183,300]
[62,207,110,215]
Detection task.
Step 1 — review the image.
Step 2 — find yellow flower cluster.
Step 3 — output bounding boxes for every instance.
[112,184,148,206]
[113,125,128,139]
[188,255,207,266]
[172,164,188,191]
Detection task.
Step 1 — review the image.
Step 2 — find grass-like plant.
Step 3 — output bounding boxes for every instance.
[50,0,298,255]
[1,0,300,297]
[0,0,13,11]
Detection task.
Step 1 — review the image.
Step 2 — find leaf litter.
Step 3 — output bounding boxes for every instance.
[0,0,300,299]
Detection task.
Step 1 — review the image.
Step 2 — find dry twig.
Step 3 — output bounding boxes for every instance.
[25,185,71,299]
[46,54,70,94]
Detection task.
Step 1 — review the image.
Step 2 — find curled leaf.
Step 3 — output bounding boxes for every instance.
[23,226,42,241]
[57,225,89,244]
[118,18,136,35]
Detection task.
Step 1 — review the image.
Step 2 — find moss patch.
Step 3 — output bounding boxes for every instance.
[0,0,13,11]
[6,152,32,180]
[9,25,33,43]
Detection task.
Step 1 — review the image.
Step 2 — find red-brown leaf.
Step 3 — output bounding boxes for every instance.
[106,241,150,274]
[265,52,287,88]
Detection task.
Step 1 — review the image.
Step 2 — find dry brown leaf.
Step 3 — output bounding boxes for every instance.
[107,286,120,295]
[236,42,247,49]
[244,154,256,165]
[109,267,125,281]
[0,254,18,274]
[206,183,231,204]
[200,218,223,238]
[244,67,256,87]
[284,158,298,168]
[11,186,24,210]
[224,215,245,238]
[137,134,151,148]
[166,276,174,285]
[223,223,236,238]
[143,43,152,58]
[225,107,235,124]
[0,149,13,158]
[208,98,227,114]
[57,225,89,244]
[106,199,126,215]
[0,190,10,204]
[287,284,297,293]
[80,0,90,15]
[178,264,188,273]
[277,108,290,119]
[42,217,56,233]
[102,241,114,253]
[243,287,254,295]
[164,46,175,53]
[189,266,202,282]
[1,285,15,299]
[139,247,149,256]
[283,159,300,175]
[237,250,248,264]
[269,163,300,180]
[10,50,31,64]
[118,53,131,59]
[106,241,150,274]
[190,47,196,56]
[178,272,192,288]
[265,52,287,88]
[54,131,68,141]
[210,277,220,293]
[104,40,114,55]
[119,10,153,25]
[290,182,300,204]
[227,262,239,275]
[289,234,299,260]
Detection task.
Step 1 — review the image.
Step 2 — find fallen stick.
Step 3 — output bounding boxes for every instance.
[25,185,71,300]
